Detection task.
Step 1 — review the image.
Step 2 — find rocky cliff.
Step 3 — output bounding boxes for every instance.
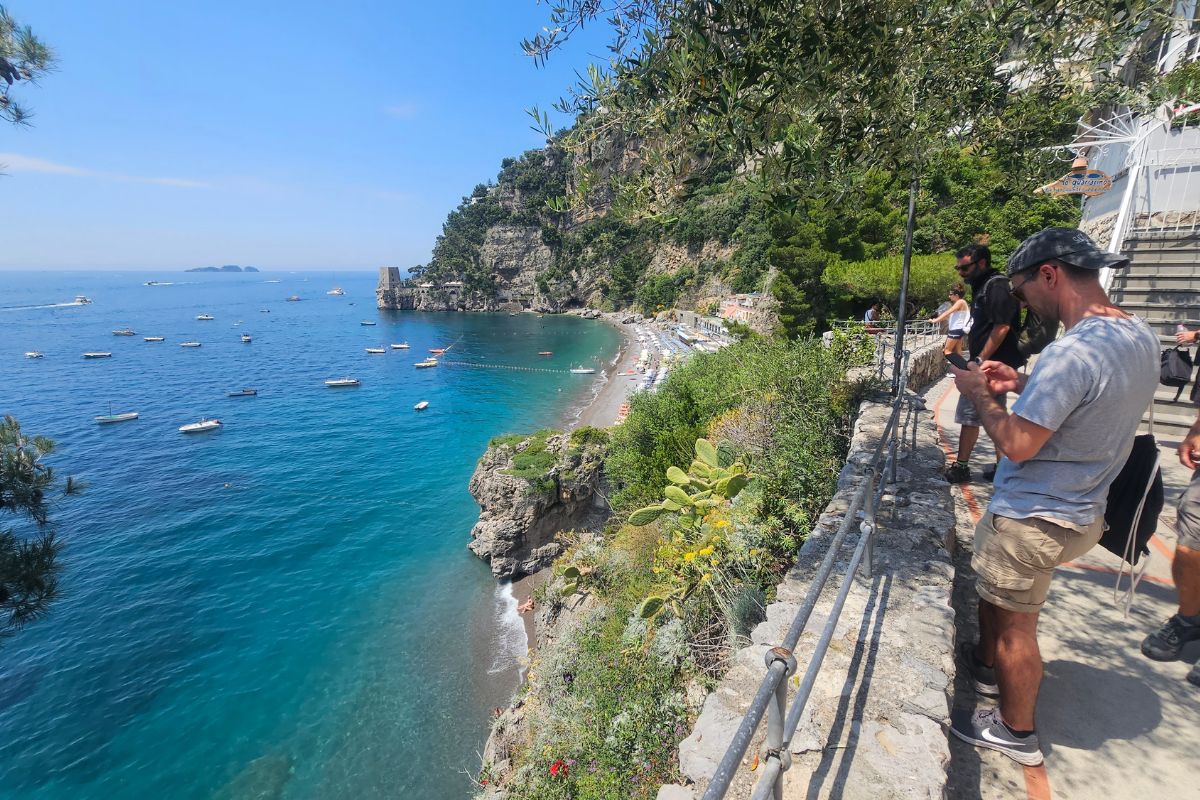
[467,429,610,578]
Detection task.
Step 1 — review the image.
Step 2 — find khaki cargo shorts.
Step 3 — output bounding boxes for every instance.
[972,511,1103,613]
[1175,468,1200,550]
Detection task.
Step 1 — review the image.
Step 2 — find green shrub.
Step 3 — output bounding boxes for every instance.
[822,252,959,315]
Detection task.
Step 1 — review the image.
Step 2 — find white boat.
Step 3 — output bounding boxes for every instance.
[83,352,113,358]
[228,388,257,397]
[570,366,596,374]
[197,314,214,321]
[144,280,159,286]
[144,336,165,342]
[414,401,429,411]
[260,309,271,313]
[74,295,93,305]
[365,347,385,354]
[360,320,376,326]
[179,419,221,433]
[415,358,438,368]
[25,351,43,358]
[286,295,301,302]
[112,328,136,336]
[180,341,202,348]
[391,342,410,349]
[241,334,252,343]
[96,411,139,424]
[327,287,345,296]
[325,377,360,387]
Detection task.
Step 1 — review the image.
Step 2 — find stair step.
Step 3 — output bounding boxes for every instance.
[1113,287,1200,304]
[1111,274,1200,290]
[1125,231,1200,249]
[1123,251,1200,265]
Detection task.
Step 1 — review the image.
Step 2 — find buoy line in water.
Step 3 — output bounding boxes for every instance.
[439,360,582,375]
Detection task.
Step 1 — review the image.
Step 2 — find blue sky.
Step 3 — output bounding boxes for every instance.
[0,1,610,271]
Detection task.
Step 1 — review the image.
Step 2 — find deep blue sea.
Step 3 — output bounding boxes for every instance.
[0,270,620,799]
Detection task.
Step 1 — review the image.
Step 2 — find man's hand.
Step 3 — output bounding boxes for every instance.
[1179,421,1200,469]
[1175,329,1198,346]
[949,360,989,398]
[979,360,1022,395]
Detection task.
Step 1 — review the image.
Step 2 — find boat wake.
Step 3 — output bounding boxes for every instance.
[488,580,528,680]
[1,301,89,311]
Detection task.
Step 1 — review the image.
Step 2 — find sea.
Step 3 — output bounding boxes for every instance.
[0,270,622,799]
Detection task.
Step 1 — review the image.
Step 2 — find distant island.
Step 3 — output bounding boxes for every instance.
[185,265,259,273]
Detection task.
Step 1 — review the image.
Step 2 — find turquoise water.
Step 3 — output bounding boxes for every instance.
[0,271,620,799]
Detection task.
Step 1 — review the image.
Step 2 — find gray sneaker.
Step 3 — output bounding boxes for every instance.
[1141,615,1200,661]
[958,642,999,697]
[950,707,1043,766]
[1188,662,1200,688]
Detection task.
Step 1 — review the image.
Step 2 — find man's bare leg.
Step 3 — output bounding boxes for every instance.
[957,425,980,464]
[992,605,1042,731]
[1176,545,1200,616]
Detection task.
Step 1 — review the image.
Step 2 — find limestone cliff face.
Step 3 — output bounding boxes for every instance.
[467,432,608,578]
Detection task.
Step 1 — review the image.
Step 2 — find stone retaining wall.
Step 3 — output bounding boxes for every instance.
[659,345,957,799]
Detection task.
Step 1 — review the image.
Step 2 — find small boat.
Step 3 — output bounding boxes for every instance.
[83,352,113,359]
[391,342,410,349]
[365,347,385,354]
[144,280,159,286]
[286,295,301,302]
[144,336,165,342]
[25,351,43,358]
[260,309,271,313]
[414,401,429,411]
[570,366,596,374]
[96,411,138,424]
[179,419,221,433]
[428,348,446,354]
[228,389,257,397]
[327,287,345,296]
[415,358,438,369]
[325,378,360,387]
[538,351,553,356]
[360,321,377,326]
[180,341,202,348]
[113,328,136,336]
[241,334,252,343]
[74,295,93,305]
[197,314,214,321]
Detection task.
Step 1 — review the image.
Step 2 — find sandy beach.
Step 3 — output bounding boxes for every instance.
[571,314,644,430]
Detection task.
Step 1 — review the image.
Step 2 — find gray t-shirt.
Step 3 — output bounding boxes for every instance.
[990,314,1160,526]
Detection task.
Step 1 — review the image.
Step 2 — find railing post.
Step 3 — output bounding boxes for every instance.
[756,647,796,800]
[861,468,877,580]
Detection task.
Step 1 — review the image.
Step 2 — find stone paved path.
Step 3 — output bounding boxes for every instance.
[932,375,1200,800]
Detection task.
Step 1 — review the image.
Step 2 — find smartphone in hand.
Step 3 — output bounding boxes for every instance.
[945,352,970,370]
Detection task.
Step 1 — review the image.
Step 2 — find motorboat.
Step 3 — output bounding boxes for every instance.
[390,342,410,349]
[241,334,252,343]
[325,378,360,387]
[360,321,377,326]
[179,419,221,433]
[365,347,385,354]
[112,328,136,336]
[144,336,165,342]
[25,351,43,358]
[570,366,596,374]
[327,287,345,296]
[260,309,271,313]
[83,352,113,358]
[144,280,159,286]
[180,341,202,348]
[197,314,214,321]
[414,401,429,411]
[286,295,301,302]
[428,348,446,354]
[74,295,93,305]
[415,358,438,369]
[538,351,553,356]
[96,411,139,424]
[227,389,257,397]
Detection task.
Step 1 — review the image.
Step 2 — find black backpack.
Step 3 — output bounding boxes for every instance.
[1160,347,1194,401]
[1100,434,1163,566]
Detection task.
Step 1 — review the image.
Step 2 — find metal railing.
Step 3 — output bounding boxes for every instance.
[829,319,945,379]
[700,349,926,800]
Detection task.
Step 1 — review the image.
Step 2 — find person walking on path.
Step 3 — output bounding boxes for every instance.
[930,283,972,357]
[1141,325,1200,687]
[947,228,1159,765]
[945,245,1023,484]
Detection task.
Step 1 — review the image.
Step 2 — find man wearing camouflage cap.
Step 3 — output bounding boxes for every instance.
[947,227,1159,765]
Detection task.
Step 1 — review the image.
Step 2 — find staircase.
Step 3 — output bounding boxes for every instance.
[1108,229,1200,442]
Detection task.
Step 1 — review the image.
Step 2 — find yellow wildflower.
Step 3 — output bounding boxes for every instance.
[683,552,696,562]
[700,573,712,582]
[715,520,730,528]
[698,546,715,557]
[710,558,720,567]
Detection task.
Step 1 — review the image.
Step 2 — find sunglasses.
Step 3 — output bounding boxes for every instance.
[1010,264,1054,302]
[955,259,981,272]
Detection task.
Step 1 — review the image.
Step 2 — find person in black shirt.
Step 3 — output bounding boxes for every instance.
[945,244,1022,483]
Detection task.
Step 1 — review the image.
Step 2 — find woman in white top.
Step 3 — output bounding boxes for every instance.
[929,283,971,356]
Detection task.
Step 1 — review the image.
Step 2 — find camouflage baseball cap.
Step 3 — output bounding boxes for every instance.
[1005,227,1130,277]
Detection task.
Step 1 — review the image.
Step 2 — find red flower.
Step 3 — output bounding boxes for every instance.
[550,759,569,778]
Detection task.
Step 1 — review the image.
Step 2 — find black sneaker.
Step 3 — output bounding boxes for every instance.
[958,642,999,697]
[950,707,1043,766]
[945,463,970,483]
[1188,662,1200,688]
[1141,615,1200,661]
